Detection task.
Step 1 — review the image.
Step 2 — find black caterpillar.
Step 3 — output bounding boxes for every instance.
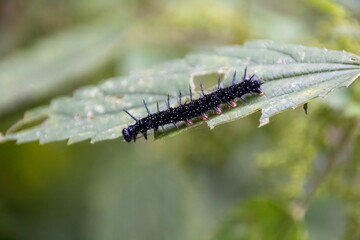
[122,68,264,142]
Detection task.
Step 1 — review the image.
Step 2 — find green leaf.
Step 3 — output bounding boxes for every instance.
[0,17,125,116]
[305,198,346,240]
[212,198,308,240]
[2,40,360,144]
[88,158,210,240]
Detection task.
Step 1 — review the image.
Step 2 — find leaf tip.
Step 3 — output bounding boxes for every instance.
[259,117,269,127]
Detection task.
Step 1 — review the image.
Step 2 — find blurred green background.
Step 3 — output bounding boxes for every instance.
[0,0,360,239]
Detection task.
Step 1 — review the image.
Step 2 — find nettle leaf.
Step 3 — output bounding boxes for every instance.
[0,18,125,116]
[2,40,360,144]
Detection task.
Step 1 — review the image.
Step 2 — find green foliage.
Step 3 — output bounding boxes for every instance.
[257,117,316,199]
[1,0,360,240]
[2,41,360,144]
[213,198,308,240]
[305,197,346,240]
[0,17,125,116]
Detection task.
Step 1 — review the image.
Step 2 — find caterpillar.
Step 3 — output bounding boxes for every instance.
[122,68,264,142]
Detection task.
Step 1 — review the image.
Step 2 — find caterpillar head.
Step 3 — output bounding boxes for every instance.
[248,74,264,96]
[122,126,136,142]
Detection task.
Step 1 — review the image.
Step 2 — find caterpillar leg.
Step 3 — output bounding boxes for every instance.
[185,119,193,126]
[142,131,148,140]
[201,113,209,121]
[214,106,222,115]
[229,100,237,108]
